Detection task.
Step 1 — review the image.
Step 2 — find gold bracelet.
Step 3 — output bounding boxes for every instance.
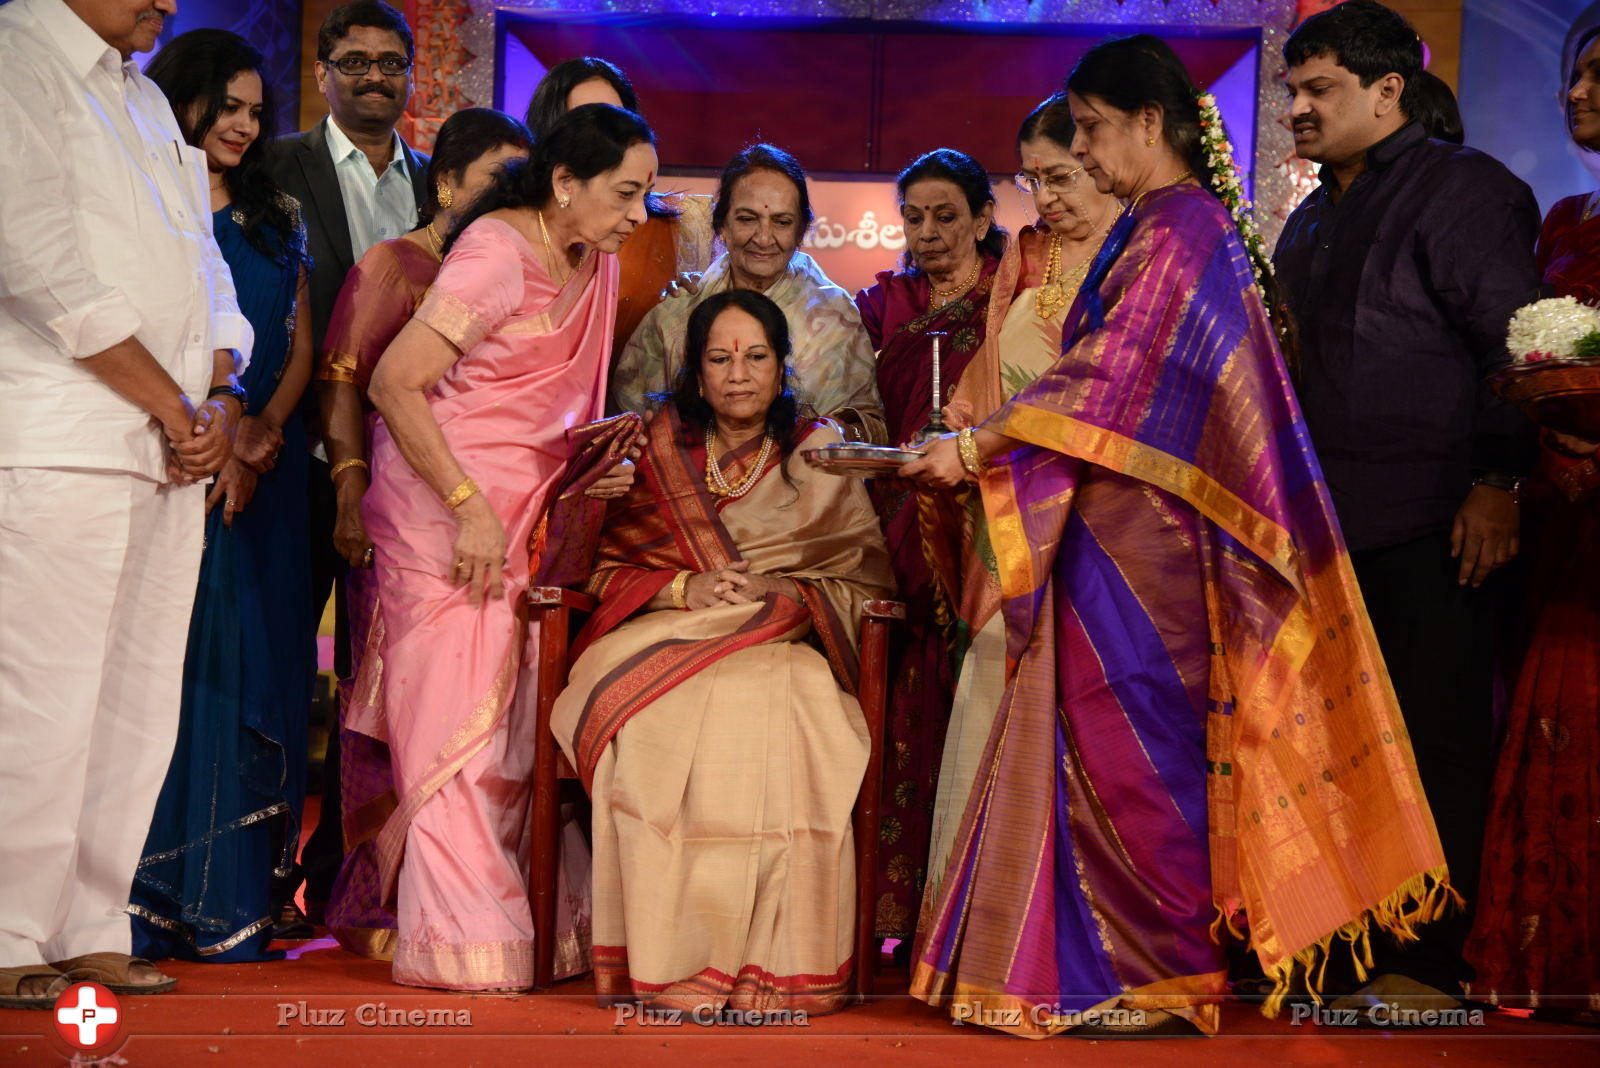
[957,427,986,477]
[443,477,480,511]
[329,458,369,481]
[670,570,691,610]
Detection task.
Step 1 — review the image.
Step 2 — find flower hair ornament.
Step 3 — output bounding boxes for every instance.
[1195,91,1274,300]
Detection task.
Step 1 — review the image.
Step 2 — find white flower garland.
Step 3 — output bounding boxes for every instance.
[1505,295,1600,364]
[1195,92,1271,299]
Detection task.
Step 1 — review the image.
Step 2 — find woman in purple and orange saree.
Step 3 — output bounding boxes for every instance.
[853,149,1004,945]
[551,290,893,1016]
[362,105,656,991]
[1464,16,1600,1024]
[900,37,1450,1037]
[314,110,532,961]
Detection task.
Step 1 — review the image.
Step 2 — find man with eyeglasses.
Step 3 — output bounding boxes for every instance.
[266,0,430,940]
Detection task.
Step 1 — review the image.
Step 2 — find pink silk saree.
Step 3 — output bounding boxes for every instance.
[362,217,616,990]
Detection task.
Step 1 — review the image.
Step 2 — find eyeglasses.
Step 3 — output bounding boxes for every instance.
[1013,169,1083,196]
[327,54,412,77]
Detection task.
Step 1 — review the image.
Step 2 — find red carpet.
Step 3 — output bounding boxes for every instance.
[9,804,1594,1063]
[3,939,1596,1066]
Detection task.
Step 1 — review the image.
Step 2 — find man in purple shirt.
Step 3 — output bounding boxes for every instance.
[1274,0,1539,1017]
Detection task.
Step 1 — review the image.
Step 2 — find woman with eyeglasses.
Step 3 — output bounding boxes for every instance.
[919,94,1123,915]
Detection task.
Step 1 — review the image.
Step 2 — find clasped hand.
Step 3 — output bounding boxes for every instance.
[683,560,790,609]
[164,396,239,483]
[233,415,284,474]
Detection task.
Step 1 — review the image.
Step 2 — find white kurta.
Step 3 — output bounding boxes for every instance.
[0,0,245,967]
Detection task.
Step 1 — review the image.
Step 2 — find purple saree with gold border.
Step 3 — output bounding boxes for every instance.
[911,185,1451,1037]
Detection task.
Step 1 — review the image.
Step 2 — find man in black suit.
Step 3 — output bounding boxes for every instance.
[266,0,430,934]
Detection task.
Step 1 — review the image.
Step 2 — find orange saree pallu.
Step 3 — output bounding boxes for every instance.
[552,409,894,1014]
[912,186,1452,1037]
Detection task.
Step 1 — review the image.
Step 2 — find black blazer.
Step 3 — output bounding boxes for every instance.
[267,119,431,352]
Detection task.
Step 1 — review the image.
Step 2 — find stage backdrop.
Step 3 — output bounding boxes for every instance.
[1459,0,1597,214]
[397,0,1305,295]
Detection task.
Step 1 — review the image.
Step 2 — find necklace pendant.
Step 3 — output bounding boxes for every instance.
[1035,282,1067,320]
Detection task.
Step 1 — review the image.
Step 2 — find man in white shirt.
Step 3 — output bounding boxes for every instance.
[0,0,253,1006]
[265,0,429,934]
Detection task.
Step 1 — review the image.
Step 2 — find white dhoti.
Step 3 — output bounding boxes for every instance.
[0,468,203,967]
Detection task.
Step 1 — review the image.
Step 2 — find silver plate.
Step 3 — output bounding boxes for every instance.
[801,443,922,476]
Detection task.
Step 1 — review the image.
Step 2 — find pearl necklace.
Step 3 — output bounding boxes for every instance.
[705,427,775,499]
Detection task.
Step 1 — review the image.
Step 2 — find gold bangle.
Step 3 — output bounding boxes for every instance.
[329,458,369,481]
[957,427,986,477]
[443,477,480,511]
[670,570,691,610]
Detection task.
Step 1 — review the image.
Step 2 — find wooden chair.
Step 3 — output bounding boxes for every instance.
[526,585,905,997]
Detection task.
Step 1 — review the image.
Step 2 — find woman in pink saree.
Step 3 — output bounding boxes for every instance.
[315,108,531,963]
[363,104,657,991]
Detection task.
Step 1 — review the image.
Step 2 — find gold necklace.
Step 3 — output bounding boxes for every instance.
[705,426,776,499]
[536,209,570,285]
[929,257,981,310]
[424,222,443,256]
[1034,212,1117,321]
[536,210,589,285]
[1132,170,1195,210]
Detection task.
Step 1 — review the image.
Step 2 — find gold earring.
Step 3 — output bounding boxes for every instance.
[559,195,571,209]
[436,183,453,209]
[1145,136,1156,147]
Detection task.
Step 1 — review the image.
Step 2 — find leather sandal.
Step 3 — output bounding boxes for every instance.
[50,952,177,995]
[0,964,70,1010]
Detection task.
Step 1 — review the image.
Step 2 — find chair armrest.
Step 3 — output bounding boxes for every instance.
[528,586,597,613]
[862,599,907,622]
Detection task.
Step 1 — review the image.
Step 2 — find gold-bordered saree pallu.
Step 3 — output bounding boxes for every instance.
[911,185,1453,1038]
[551,408,894,1015]
[363,218,617,990]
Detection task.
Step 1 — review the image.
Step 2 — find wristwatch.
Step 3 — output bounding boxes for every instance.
[206,381,249,410]
[1471,472,1523,503]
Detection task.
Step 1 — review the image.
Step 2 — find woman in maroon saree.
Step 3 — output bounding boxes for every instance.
[854,149,1004,944]
[1465,19,1600,1023]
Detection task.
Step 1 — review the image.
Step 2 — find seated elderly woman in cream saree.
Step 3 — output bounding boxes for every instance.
[552,288,893,1015]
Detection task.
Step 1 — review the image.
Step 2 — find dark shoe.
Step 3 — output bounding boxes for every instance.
[1327,974,1471,1028]
[271,901,316,941]
[1066,1008,1204,1038]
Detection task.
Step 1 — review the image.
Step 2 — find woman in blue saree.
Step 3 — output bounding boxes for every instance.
[130,31,315,962]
